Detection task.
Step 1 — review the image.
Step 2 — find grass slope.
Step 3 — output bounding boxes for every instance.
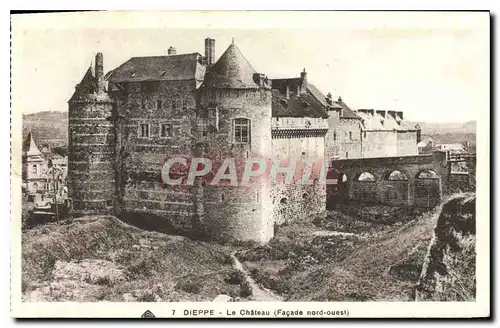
[238,206,440,301]
[22,216,243,302]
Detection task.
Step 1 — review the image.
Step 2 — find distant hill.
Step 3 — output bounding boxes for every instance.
[407,120,476,147]
[407,120,476,135]
[22,111,68,147]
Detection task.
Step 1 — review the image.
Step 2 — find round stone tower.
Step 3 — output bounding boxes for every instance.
[68,53,116,215]
[199,40,274,244]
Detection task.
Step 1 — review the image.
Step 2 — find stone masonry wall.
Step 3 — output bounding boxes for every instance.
[199,88,274,244]
[116,79,198,229]
[362,130,398,158]
[271,130,326,225]
[68,99,115,214]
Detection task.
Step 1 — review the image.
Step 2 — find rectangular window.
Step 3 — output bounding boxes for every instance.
[199,118,208,139]
[157,99,162,109]
[333,130,336,141]
[141,97,146,110]
[234,118,250,144]
[182,98,188,110]
[160,123,172,138]
[139,123,150,138]
[346,152,349,158]
[349,131,353,140]
[171,99,176,109]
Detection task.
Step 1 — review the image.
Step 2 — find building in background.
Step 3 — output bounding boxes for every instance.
[22,131,68,208]
[356,109,421,158]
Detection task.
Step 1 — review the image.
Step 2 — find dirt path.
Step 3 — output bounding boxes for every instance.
[312,230,365,238]
[230,253,282,302]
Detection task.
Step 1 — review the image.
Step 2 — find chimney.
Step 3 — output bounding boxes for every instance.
[285,85,290,99]
[300,68,307,94]
[326,92,332,105]
[168,46,177,55]
[205,38,215,67]
[358,109,375,116]
[376,110,386,118]
[95,52,104,94]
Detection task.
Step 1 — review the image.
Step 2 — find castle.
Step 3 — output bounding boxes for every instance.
[68,38,420,244]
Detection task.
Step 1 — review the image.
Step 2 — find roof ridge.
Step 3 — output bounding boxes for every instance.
[130,52,201,59]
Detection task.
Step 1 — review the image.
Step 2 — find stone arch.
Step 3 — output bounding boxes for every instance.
[326,169,349,209]
[384,170,409,181]
[302,192,308,199]
[415,169,441,207]
[416,169,439,179]
[382,169,410,206]
[280,197,288,204]
[354,171,376,182]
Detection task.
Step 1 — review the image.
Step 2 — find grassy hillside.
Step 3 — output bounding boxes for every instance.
[237,205,440,301]
[407,120,476,135]
[23,111,68,147]
[22,216,245,302]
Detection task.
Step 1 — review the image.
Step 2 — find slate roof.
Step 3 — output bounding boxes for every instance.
[107,53,205,83]
[271,88,328,119]
[69,66,113,103]
[203,43,260,89]
[23,131,42,157]
[335,99,362,120]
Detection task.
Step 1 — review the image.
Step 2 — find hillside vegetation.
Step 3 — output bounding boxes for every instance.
[22,216,245,302]
[23,111,68,146]
[237,204,443,301]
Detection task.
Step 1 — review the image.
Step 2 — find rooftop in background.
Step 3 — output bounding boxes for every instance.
[356,109,419,131]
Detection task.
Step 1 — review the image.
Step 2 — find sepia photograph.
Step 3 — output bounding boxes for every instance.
[10,10,490,318]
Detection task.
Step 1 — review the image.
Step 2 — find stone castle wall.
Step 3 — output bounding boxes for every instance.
[68,97,115,214]
[114,79,198,230]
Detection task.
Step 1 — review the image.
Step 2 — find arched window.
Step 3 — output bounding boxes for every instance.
[386,170,408,181]
[234,118,250,144]
[340,173,348,183]
[280,198,287,204]
[221,192,225,202]
[417,170,439,179]
[33,182,38,191]
[356,172,376,182]
[32,165,38,175]
[302,193,308,199]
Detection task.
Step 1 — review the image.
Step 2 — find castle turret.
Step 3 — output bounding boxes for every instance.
[68,53,115,215]
[199,40,274,244]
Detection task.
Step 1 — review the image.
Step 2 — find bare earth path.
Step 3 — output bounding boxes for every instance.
[230,253,282,302]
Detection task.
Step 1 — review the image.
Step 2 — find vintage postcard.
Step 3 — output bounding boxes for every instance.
[10,11,490,318]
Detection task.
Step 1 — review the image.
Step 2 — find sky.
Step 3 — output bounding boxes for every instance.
[11,11,489,123]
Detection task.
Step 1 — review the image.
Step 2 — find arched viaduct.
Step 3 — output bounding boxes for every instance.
[328,151,475,208]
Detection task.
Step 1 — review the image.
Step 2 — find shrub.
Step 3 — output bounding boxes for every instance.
[176,281,201,294]
[239,280,252,298]
[137,291,157,302]
[95,276,113,286]
[225,270,244,285]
